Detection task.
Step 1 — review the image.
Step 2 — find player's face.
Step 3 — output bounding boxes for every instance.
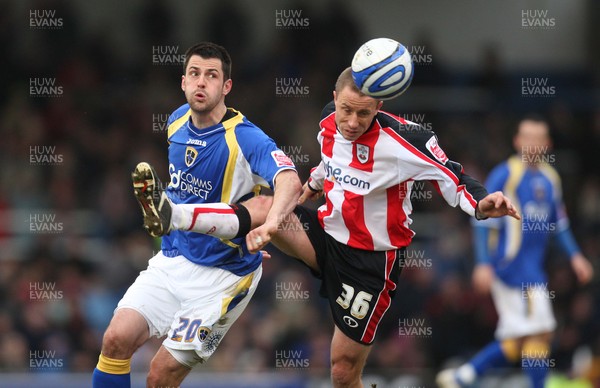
[514,120,552,162]
[334,87,382,141]
[181,55,232,114]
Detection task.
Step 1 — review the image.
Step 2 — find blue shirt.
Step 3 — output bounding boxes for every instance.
[473,155,579,286]
[161,104,295,276]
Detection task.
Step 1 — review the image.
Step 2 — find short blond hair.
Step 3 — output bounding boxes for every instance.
[335,67,361,94]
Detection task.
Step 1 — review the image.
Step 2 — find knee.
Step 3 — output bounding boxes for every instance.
[331,355,362,387]
[147,356,188,388]
[146,367,164,388]
[246,195,273,210]
[147,358,167,387]
[101,326,136,359]
[522,335,552,360]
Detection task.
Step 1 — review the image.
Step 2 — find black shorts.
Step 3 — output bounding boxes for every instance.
[293,206,404,345]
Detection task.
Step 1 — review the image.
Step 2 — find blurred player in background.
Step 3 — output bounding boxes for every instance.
[143,67,520,388]
[91,42,301,387]
[437,116,593,388]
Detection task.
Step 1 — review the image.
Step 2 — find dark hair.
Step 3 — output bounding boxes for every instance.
[183,42,232,80]
[516,113,549,134]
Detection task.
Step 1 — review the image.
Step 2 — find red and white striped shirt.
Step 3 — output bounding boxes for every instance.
[309,102,487,251]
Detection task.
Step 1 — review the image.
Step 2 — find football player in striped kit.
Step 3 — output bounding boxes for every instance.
[139,67,520,387]
[92,42,302,388]
[436,116,593,388]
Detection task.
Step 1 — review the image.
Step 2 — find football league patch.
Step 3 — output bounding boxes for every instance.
[425,136,448,164]
[271,150,295,167]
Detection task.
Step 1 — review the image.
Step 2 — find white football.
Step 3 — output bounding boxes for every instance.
[351,38,414,100]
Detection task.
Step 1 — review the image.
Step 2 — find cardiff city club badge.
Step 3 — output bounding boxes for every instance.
[356,144,370,164]
[197,326,212,342]
[185,146,198,167]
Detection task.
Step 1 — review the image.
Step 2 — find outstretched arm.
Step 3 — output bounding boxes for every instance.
[555,227,594,284]
[246,170,302,252]
[475,191,521,220]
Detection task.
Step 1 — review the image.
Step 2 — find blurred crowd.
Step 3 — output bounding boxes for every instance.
[0,0,598,384]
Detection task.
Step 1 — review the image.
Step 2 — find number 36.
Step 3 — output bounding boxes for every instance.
[335,283,373,320]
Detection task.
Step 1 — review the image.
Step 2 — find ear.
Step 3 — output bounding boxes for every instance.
[513,133,521,153]
[222,79,232,96]
[181,75,186,92]
[376,100,383,110]
[333,90,337,101]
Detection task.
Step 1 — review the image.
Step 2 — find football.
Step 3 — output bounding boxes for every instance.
[351,38,414,100]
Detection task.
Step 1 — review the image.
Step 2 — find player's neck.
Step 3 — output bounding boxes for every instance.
[191,104,228,129]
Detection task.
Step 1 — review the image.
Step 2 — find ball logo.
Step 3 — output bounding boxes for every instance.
[343,315,359,328]
[368,65,406,94]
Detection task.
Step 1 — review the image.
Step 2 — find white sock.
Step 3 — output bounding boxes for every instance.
[172,203,240,239]
[456,363,476,385]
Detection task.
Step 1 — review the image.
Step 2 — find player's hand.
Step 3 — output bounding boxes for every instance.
[298,181,322,204]
[472,264,494,295]
[246,220,278,254]
[260,250,271,260]
[571,253,593,285]
[477,191,521,220]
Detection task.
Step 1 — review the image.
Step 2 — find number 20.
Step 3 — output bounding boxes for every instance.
[171,318,202,342]
[335,283,373,320]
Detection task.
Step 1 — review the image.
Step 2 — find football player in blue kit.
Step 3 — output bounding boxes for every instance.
[437,116,593,388]
[92,42,302,388]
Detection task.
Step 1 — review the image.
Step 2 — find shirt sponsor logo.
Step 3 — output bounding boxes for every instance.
[325,161,370,190]
[426,136,448,164]
[169,163,213,200]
